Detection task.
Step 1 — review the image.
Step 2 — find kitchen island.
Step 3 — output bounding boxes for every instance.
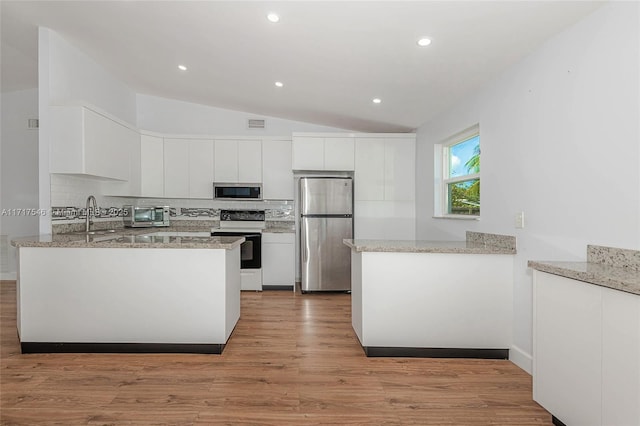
[11,231,244,354]
[344,231,516,359]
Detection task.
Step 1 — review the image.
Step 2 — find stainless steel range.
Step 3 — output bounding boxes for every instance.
[212,210,265,291]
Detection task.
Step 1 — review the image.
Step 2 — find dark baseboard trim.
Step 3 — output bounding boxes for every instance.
[362,346,509,359]
[551,415,567,426]
[21,342,225,354]
[262,285,294,291]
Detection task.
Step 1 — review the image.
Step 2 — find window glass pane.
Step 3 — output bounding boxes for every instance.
[448,135,480,178]
[447,179,480,215]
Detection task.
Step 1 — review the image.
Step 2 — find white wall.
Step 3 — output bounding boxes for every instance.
[46,30,136,123]
[136,94,355,135]
[39,28,138,233]
[0,88,39,278]
[415,2,640,373]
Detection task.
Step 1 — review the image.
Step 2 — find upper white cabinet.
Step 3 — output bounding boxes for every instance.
[164,138,215,199]
[214,139,262,183]
[50,105,135,181]
[188,139,215,199]
[292,134,355,171]
[262,140,294,200]
[140,134,164,197]
[163,139,190,198]
[355,136,415,201]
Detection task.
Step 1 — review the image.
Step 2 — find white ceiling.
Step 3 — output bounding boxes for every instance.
[1,1,605,132]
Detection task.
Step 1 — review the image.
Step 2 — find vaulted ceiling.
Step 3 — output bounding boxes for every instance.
[1,1,605,132]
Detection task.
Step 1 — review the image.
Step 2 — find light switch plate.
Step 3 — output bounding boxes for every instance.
[515,211,525,229]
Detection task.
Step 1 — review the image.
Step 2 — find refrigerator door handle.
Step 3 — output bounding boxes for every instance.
[301,219,308,263]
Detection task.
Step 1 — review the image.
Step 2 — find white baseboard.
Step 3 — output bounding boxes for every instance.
[509,344,532,375]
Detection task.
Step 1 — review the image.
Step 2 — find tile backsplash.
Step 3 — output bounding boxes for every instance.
[50,175,294,225]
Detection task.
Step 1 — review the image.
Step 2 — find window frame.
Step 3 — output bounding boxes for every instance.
[434,124,480,219]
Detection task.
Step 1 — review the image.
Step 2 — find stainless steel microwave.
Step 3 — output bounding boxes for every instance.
[213,183,262,200]
[123,205,170,228]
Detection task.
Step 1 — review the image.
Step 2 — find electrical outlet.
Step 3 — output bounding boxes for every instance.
[515,211,525,229]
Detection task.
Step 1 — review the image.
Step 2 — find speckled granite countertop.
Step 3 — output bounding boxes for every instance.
[343,231,516,255]
[12,228,244,250]
[528,245,640,296]
[263,224,295,233]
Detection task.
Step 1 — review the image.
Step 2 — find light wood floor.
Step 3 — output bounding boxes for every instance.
[1,280,551,425]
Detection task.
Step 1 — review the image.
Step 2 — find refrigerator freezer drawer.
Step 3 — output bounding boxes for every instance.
[301,216,352,292]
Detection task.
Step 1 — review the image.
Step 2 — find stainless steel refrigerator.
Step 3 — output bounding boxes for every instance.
[300,177,353,292]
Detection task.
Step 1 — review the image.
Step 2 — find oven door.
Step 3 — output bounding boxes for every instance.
[211,231,261,269]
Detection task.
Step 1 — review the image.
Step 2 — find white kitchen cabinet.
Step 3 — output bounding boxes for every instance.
[353,135,416,240]
[50,105,134,181]
[262,232,295,289]
[238,140,262,183]
[214,139,262,183]
[292,136,325,170]
[262,140,294,200]
[354,138,385,200]
[324,137,355,170]
[533,271,602,426]
[140,134,164,197]
[213,140,238,182]
[188,139,215,199]
[292,135,354,171]
[163,139,190,198]
[355,136,415,201]
[602,287,640,426]
[384,137,415,201]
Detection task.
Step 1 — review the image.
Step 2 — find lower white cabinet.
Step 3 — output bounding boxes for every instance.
[602,288,640,425]
[533,271,640,426]
[262,232,295,289]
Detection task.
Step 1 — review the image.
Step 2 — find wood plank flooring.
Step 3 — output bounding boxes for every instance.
[1,280,552,425]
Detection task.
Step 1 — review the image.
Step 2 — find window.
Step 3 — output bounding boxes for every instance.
[435,125,480,218]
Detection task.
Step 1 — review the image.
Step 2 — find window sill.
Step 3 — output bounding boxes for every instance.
[432,215,480,221]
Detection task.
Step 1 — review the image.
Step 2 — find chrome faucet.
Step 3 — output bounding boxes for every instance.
[85,195,98,232]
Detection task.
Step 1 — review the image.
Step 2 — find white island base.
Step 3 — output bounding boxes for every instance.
[347,238,515,359]
[16,246,241,354]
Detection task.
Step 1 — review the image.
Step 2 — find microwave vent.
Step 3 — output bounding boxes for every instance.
[247,118,265,129]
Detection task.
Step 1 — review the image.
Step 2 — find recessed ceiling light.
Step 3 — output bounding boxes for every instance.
[372,98,382,104]
[417,38,432,47]
[178,65,187,71]
[267,13,280,23]
[275,81,284,88]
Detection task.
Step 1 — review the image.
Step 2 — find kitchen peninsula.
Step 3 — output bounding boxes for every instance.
[344,231,516,358]
[11,229,244,354]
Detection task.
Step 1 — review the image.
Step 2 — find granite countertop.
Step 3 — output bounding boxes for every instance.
[343,232,517,255]
[12,228,244,250]
[528,245,640,296]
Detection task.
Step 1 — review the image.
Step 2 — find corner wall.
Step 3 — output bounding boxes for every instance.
[0,88,39,278]
[415,2,640,373]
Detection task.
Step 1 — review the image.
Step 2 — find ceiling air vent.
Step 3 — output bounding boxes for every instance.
[247,118,266,129]
[27,118,39,129]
